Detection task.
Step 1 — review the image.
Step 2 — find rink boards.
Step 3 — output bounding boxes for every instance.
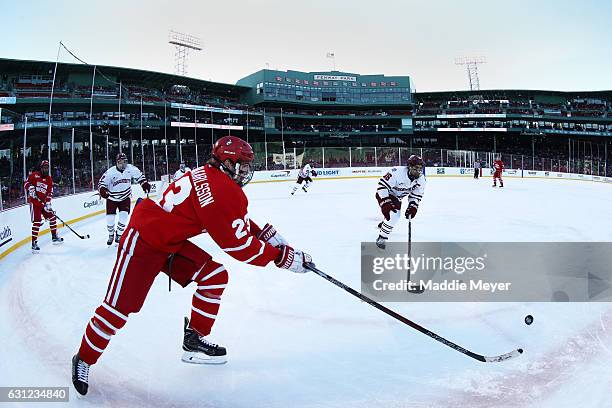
[1,166,610,260]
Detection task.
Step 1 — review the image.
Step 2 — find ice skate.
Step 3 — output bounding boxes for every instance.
[52,234,64,245]
[376,235,387,250]
[71,354,89,396]
[181,317,227,365]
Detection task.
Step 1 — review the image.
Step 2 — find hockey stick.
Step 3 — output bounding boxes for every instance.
[54,212,90,239]
[406,215,424,294]
[34,197,90,239]
[304,263,523,363]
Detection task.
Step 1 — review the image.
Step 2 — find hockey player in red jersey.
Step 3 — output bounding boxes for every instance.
[23,160,63,253]
[72,136,313,396]
[492,158,504,187]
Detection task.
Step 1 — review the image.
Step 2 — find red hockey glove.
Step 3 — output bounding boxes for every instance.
[379,196,401,221]
[257,223,289,248]
[141,181,151,194]
[275,245,312,274]
[405,204,418,219]
[99,187,110,199]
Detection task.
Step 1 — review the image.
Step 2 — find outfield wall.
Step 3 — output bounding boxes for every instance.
[250,167,612,183]
[2,167,611,259]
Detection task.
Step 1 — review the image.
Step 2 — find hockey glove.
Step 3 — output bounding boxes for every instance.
[311,170,317,177]
[275,245,312,274]
[405,204,418,219]
[141,181,151,194]
[44,202,54,213]
[379,196,400,221]
[257,223,289,248]
[99,187,110,199]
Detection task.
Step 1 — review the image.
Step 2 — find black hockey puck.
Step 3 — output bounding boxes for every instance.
[524,315,533,325]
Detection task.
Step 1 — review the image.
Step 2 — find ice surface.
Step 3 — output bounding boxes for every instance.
[1,177,612,407]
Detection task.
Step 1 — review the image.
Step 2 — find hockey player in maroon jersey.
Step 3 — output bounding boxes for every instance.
[98,153,151,245]
[23,160,63,253]
[492,158,504,187]
[72,136,313,396]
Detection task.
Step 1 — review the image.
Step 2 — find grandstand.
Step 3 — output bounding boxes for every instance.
[1,58,611,210]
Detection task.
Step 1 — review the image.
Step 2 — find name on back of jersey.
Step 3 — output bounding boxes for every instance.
[192,167,214,208]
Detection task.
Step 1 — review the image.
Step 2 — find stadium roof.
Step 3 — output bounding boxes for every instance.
[0,58,249,96]
[415,89,612,102]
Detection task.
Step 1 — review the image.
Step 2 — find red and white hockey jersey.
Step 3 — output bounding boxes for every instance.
[173,167,192,181]
[493,160,504,173]
[377,167,426,210]
[24,171,53,208]
[129,164,281,266]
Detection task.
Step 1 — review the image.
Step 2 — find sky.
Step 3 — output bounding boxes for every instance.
[2,0,611,92]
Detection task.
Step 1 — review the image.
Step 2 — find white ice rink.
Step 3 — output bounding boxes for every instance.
[2,176,612,407]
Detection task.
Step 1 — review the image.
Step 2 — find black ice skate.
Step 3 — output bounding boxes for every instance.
[71,354,89,396]
[376,235,387,250]
[114,233,121,245]
[182,317,227,364]
[31,240,40,254]
[106,233,114,246]
[52,234,64,245]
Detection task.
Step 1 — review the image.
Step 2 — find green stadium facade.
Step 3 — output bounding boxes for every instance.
[1,58,611,209]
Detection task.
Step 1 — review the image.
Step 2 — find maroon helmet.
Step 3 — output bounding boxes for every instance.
[116,152,128,171]
[211,136,255,187]
[407,154,424,178]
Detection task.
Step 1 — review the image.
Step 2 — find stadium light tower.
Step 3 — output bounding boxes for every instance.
[326,52,336,71]
[168,30,202,76]
[455,56,486,91]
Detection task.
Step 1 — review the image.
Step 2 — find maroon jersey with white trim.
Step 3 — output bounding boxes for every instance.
[129,164,281,266]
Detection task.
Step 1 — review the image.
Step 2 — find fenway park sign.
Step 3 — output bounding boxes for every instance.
[313,75,357,82]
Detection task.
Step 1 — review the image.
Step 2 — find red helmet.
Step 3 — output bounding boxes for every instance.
[407,154,424,178]
[211,136,255,186]
[40,160,49,175]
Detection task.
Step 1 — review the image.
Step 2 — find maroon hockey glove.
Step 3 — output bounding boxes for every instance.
[405,204,418,219]
[257,223,289,248]
[141,181,151,194]
[275,245,312,273]
[99,187,110,199]
[379,196,400,221]
[311,170,317,177]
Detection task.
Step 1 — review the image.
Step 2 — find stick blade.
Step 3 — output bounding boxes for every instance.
[482,348,523,363]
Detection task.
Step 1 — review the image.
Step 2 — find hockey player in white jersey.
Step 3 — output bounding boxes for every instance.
[98,153,151,245]
[173,161,191,181]
[375,155,426,250]
[291,161,317,195]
